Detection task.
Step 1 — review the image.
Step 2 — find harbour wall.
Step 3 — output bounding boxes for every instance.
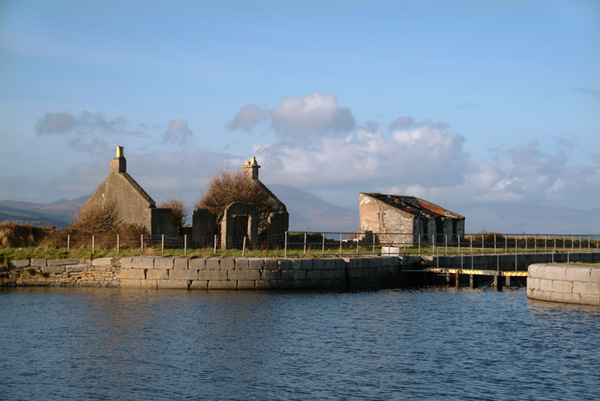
[2,256,410,291]
[527,264,600,306]
[433,252,600,270]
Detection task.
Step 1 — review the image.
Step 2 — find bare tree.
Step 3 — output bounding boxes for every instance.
[70,200,122,236]
[158,197,187,235]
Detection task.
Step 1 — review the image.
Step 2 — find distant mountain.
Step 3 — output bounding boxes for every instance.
[269,184,357,232]
[0,197,86,228]
[448,202,600,235]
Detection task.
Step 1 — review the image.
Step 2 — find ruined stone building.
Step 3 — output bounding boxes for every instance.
[192,157,289,249]
[359,192,465,246]
[84,146,177,237]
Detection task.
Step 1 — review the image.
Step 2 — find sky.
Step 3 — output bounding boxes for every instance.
[1,0,599,229]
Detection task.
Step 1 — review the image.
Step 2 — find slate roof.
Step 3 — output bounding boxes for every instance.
[362,193,464,220]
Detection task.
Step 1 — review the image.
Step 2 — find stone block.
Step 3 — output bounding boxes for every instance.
[572,281,600,296]
[322,259,338,270]
[30,258,47,267]
[119,278,142,288]
[42,265,66,274]
[550,292,564,302]
[321,269,343,280]
[120,257,135,269]
[8,260,29,269]
[228,270,260,281]
[562,293,581,304]
[236,280,255,290]
[235,258,249,270]
[208,280,237,290]
[311,258,325,270]
[260,270,281,280]
[544,265,567,280]
[66,264,90,273]
[132,256,155,269]
[157,279,189,290]
[528,264,543,277]
[147,269,169,280]
[154,257,175,270]
[221,257,235,270]
[590,268,600,282]
[255,280,276,290]
[264,259,278,270]
[248,258,264,270]
[173,258,188,270]
[278,259,292,270]
[527,277,539,290]
[290,259,309,270]
[580,294,600,306]
[565,267,591,282]
[206,258,221,270]
[48,258,80,266]
[170,269,198,281]
[189,258,206,270]
[189,280,208,290]
[552,280,573,294]
[281,270,305,280]
[140,280,158,290]
[91,258,114,267]
[120,269,146,279]
[538,278,554,292]
[198,270,227,281]
[306,270,322,280]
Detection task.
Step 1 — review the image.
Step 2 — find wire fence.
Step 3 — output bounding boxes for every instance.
[44,231,600,258]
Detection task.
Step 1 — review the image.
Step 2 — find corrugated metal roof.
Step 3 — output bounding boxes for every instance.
[363,193,464,219]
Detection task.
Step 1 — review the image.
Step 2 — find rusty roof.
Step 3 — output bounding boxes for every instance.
[362,193,464,219]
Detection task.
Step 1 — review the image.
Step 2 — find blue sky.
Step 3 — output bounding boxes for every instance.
[1,0,599,226]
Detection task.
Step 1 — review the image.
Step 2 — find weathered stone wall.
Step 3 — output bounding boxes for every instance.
[1,258,120,287]
[527,264,600,306]
[2,256,404,291]
[359,193,414,245]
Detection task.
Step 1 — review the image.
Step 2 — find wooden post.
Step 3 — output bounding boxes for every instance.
[92,235,95,255]
[322,233,325,257]
[184,234,187,256]
[455,271,460,288]
[505,275,511,288]
[469,274,477,289]
[303,233,307,256]
[141,234,144,252]
[242,236,247,257]
[117,234,120,254]
[284,231,288,259]
[214,235,217,254]
[67,234,70,254]
[339,233,343,255]
[161,234,165,254]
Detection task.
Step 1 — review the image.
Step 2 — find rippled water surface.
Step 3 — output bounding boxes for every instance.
[1,287,598,401]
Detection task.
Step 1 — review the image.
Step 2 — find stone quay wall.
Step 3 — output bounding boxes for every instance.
[2,256,405,291]
[1,258,120,287]
[527,264,600,306]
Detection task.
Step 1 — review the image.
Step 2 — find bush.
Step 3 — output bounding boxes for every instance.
[196,170,281,233]
[0,222,57,247]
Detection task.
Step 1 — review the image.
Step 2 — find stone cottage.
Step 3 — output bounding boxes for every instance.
[359,192,465,246]
[192,157,289,249]
[83,146,177,237]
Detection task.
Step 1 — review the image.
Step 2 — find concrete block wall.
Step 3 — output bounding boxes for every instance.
[527,264,600,306]
[119,256,402,291]
[436,252,600,271]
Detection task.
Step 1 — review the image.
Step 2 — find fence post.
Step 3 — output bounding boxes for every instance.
[117,234,120,253]
[184,234,187,256]
[481,234,484,255]
[372,232,376,256]
[284,231,288,259]
[67,234,70,254]
[242,236,247,257]
[356,233,359,256]
[418,235,421,257]
[214,235,217,254]
[322,233,325,257]
[141,234,144,252]
[92,235,95,255]
[303,233,307,256]
[161,234,165,254]
[339,233,343,256]
[445,234,448,256]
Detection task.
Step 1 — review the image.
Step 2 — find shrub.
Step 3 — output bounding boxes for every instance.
[69,200,121,236]
[0,222,57,247]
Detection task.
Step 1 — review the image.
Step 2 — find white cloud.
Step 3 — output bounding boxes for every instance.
[227,92,355,139]
[226,104,268,131]
[164,119,193,146]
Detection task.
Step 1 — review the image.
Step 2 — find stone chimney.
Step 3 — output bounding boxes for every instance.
[110,146,126,173]
[242,156,260,180]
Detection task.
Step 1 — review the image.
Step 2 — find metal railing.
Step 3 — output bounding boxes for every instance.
[34,231,600,258]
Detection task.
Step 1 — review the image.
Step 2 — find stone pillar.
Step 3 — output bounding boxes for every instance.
[110,145,126,173]
[242,156,260,180]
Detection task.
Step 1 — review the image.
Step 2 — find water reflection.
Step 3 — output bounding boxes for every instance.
[1,287,598,401]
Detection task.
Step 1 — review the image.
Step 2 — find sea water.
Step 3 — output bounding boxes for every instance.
[1,287,598,400]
